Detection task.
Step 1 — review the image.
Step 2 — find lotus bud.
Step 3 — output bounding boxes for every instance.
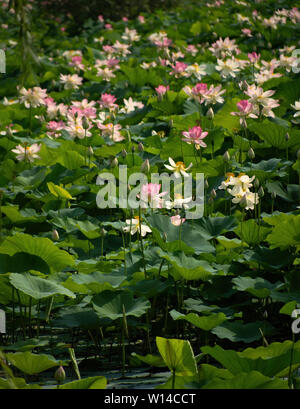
[210,189,216,199]
[163,232,167,242]
[258,186,264,197]
[88,146,94,156]
[82,116,89,130]
[141,159,150,173]
[271,191,276,200]
[110,157,118,168]
[254,178,260,189]
[206,107,214,119]
[223,150,230,162]
[6,126,13,137]
[297,149,300,160]
[138,142,144,152]
[54,366,65,384]
[248,147,255,159]
[204,179,209,189]
[100,227,107,237]
[169,119,173,128]
[52,229,59,241]
[121,149,127,158]
[131,145,135,153]
[285,132,290,142]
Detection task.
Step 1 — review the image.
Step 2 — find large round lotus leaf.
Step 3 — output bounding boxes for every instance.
[0,233,75,272]
[6,351,59,375]
[9,273,75,300]
[59,376,107,389]
[92,290,150,321]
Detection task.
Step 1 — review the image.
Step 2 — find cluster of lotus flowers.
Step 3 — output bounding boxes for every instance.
[5,4,300,231]
[219,173,259,210]
[124,180,193,236]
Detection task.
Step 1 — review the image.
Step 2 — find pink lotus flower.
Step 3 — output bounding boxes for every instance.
[138,183,167,208]
[47,120,65,131]
[170,62,188,77]
[46,120,65,138]
[99,93,118,109]
[248,52,260,63]
[105,24,112,30]
[137,15,145,24]
[97,123,124,142]
[242,28,252,37]
[98,15,104,22]
[191,83,208,100]
[122,17,128,22]
[186,45,198,55]
[182,126,208,149]
[155,85,169,97]
[171,215,185,226]
[154,37,172,48]
[103,45,114,55]
[106,58,120,68]
[231,99,258,126]
[44,97,55,106]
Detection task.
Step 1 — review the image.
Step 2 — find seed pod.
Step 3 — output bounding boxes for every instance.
[248,147,255,159]
[223,150,230,162]
[52,229,59,241]
[54,366,66,384]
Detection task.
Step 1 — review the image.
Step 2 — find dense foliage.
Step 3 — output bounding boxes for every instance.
[0,0,300,390]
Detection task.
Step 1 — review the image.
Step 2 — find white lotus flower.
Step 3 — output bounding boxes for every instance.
[123,216,152,237]
[164,158,193,178]
[60,74,83,90]
[12,143,41,162]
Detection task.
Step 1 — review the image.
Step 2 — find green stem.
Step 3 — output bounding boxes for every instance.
[288,333,295,389]
[172,370,176,389]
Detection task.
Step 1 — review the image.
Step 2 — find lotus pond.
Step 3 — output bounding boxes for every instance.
[0,0,300,390]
